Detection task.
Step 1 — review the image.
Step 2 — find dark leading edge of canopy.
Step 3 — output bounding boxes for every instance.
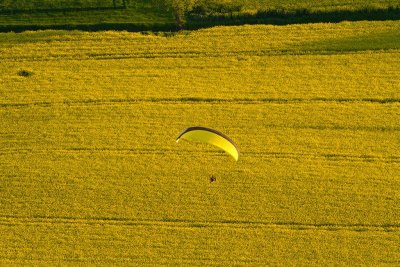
[176,126,240,156]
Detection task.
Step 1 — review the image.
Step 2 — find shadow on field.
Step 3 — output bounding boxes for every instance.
[186,6,400,29]
[0,6,399,33]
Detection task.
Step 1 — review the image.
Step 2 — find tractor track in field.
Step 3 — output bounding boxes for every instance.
[0,215,399,233]
[1,148,400,163]
[246,152,400,163]
[1,97,400,108]
[1,148,400,164]
[1,48,399,62]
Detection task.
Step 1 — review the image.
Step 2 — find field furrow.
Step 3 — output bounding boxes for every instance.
[1,215,400,232]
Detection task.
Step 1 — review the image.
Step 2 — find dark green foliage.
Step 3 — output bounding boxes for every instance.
[191,0,243,16]
[162,0,197,29]
[17,70,33,77]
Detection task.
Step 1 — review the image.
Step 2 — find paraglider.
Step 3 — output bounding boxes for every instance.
[176,126,239,161]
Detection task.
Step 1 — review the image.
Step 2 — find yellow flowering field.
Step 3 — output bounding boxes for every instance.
[1,20,399,265]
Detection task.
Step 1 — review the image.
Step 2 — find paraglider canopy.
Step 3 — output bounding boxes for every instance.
[176,126,239,161]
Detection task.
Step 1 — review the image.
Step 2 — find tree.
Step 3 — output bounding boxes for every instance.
[113,0,127,9]
[164,0,197,29]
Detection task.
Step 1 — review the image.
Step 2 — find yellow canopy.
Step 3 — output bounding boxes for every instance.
[176,126,239,161]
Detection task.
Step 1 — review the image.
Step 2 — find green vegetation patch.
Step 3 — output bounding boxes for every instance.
[0,0,174,31]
